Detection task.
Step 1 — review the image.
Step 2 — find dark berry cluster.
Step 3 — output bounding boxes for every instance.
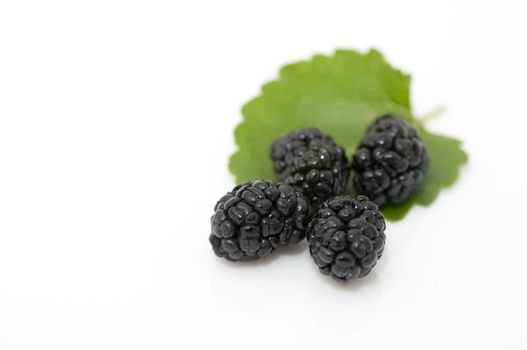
[307,195,386,281]
[270,128,349,207]
[209,180,309,262]
[352,115,428,205]
[208,115,435,283]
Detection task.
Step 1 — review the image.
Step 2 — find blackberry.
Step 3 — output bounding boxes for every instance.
[270,128,349,207]
[352,115,428,205]
[209,180,309,262]
[307,195,386,282]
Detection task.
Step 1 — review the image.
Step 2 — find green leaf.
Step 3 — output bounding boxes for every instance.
[229,48,468,221]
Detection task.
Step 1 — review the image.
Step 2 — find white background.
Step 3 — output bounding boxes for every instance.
[1,1,526,349]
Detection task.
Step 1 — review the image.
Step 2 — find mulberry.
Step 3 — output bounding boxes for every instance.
[209,180,309,261]
[307,195,386,281]
[271,128,349,207]
[352,115,428,205]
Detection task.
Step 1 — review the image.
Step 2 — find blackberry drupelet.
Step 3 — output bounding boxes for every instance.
[307,195,386,282]
[271,128,349,207]
[209,180,309,262]
[352,115,428,205]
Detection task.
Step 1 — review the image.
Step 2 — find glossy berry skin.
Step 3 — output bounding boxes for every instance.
[352,115,428,205]
[271,128,349,207]
[307,195,386,282]
[209,180,309,262]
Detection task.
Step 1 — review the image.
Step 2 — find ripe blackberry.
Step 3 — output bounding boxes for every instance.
[270,128,349,207]
[307,195,386,282]
[209,180,309,262]
[352,115,428,205]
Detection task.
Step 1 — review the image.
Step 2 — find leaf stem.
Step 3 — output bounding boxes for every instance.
[417,105,446,124]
